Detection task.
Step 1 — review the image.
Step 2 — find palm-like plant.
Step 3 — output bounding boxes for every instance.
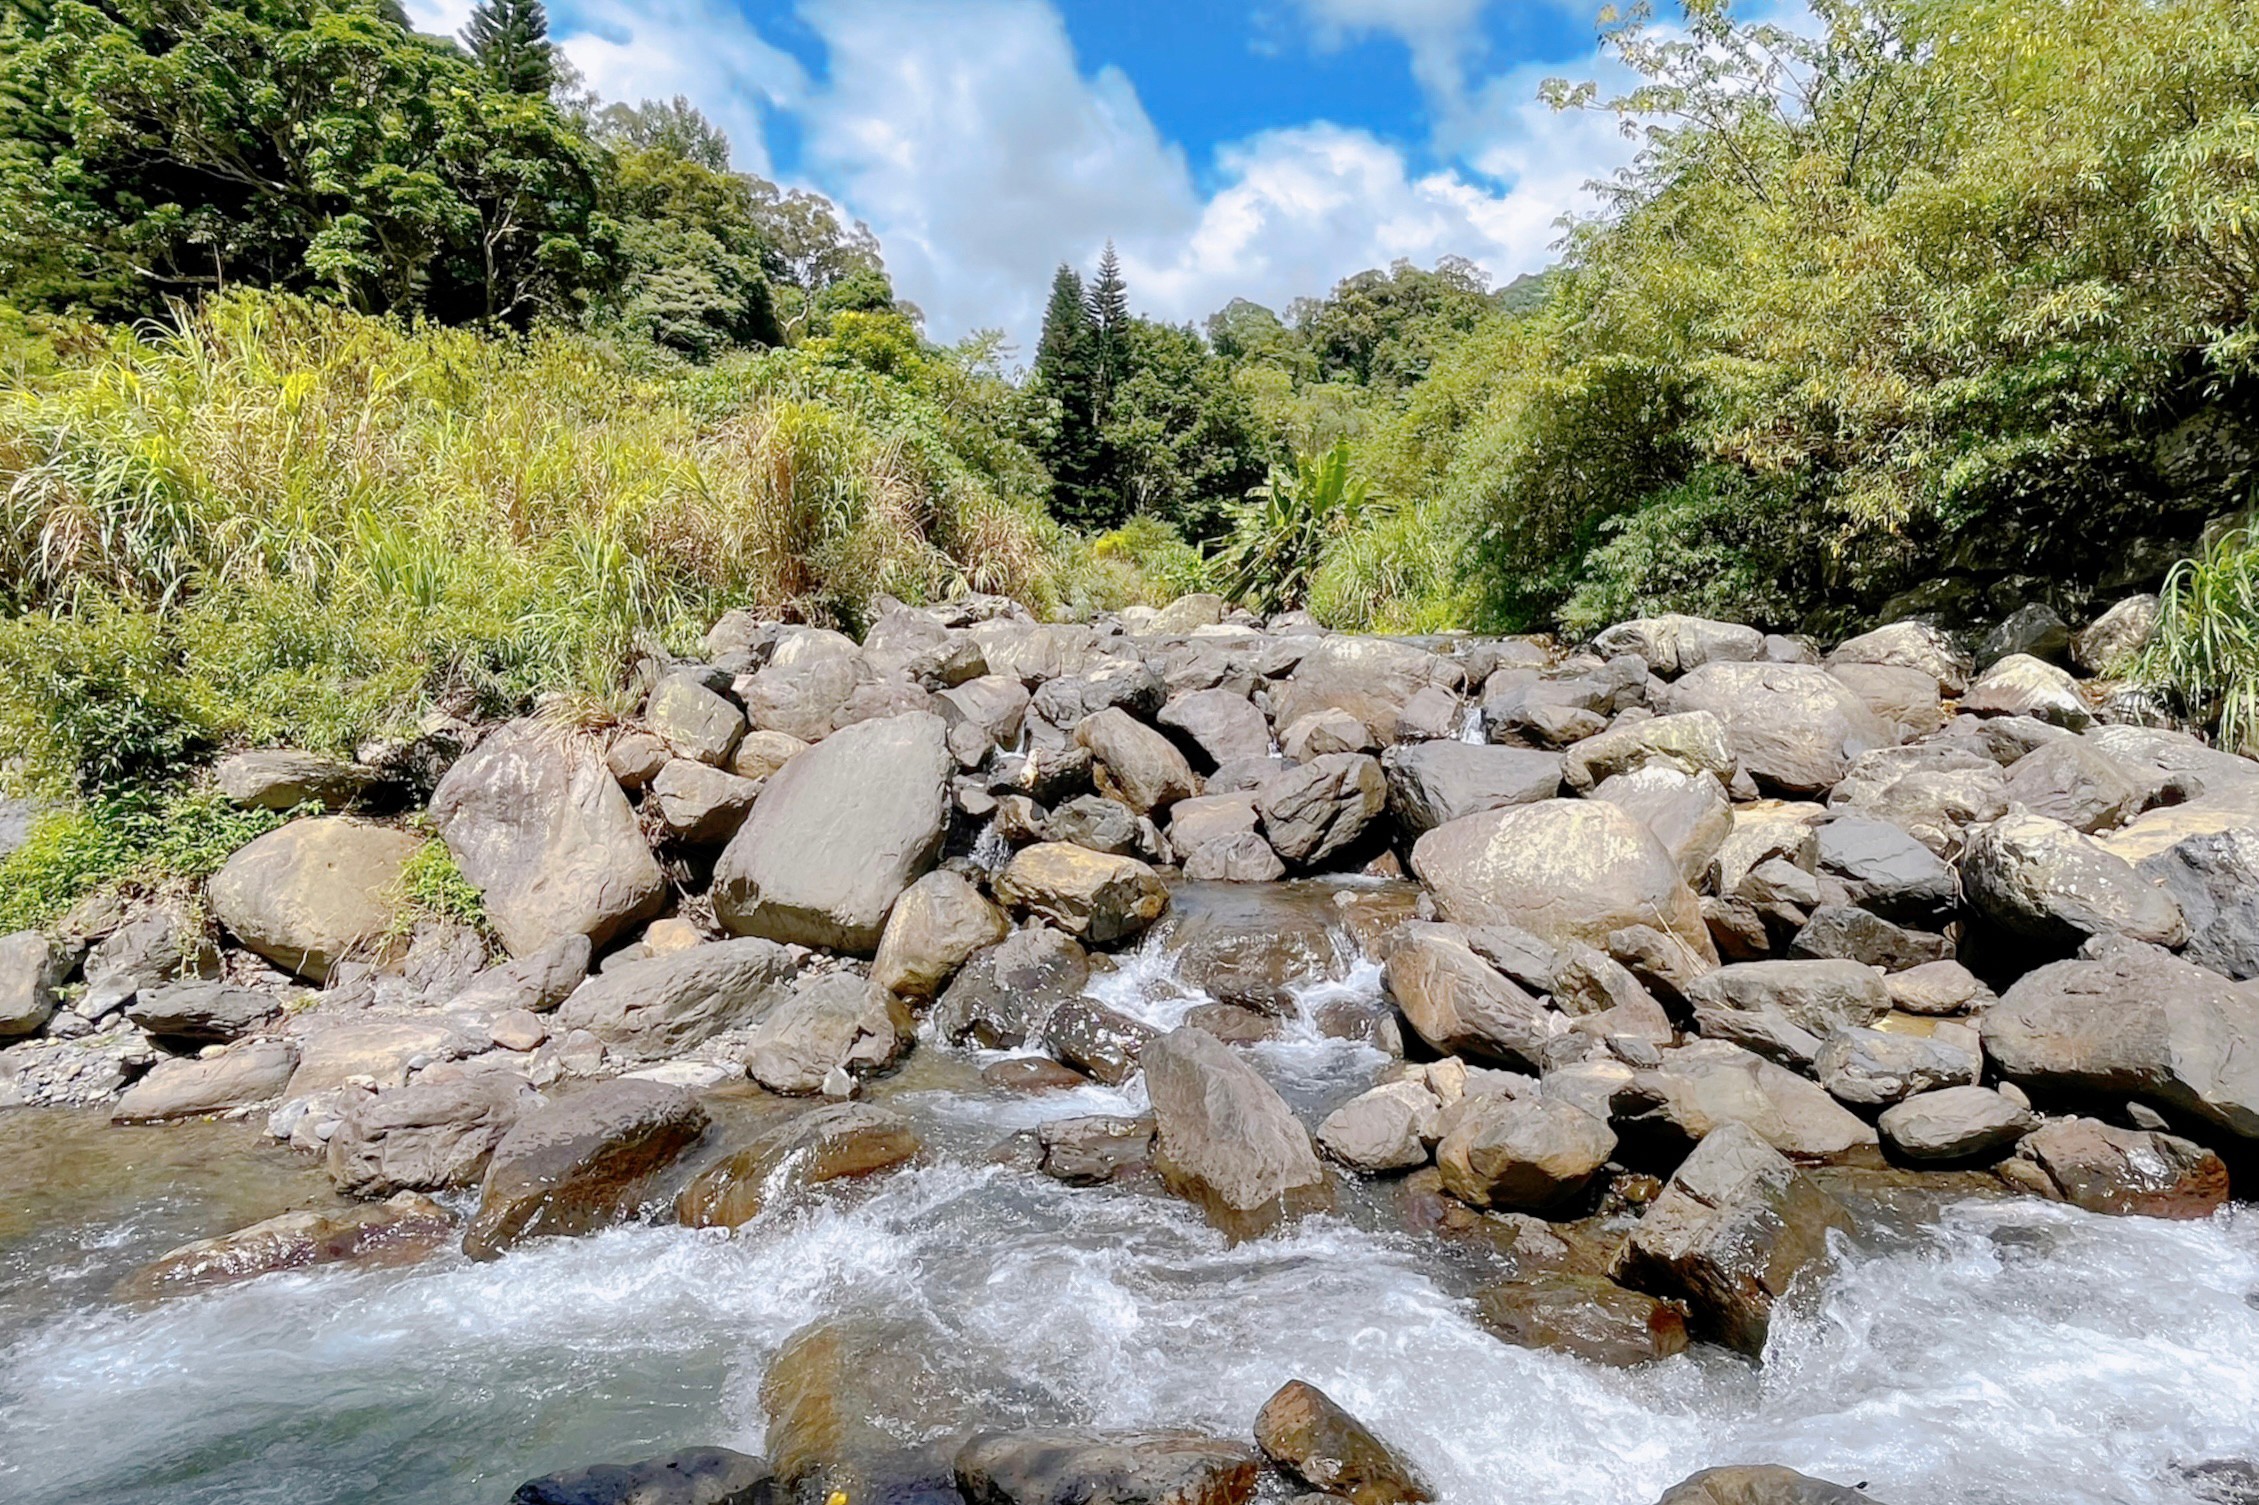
[1215,438,1385,616]
[2138,511,2259,753]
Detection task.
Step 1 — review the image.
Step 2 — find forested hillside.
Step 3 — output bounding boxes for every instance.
[2,0,2257,812]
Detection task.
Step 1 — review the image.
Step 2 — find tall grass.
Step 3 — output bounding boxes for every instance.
[2139,515,2259,753]
[0,293,1078,793]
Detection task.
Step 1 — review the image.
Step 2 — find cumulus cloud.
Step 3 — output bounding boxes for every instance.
[1280,0,1493,110]
[554,0,806,178]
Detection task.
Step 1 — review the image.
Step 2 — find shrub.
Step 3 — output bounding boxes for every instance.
[2138,516,2259,752]
[0,791,292,934]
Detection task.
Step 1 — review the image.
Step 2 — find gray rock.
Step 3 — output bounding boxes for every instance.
[1962,810,2186,952]
[1591,766,1733,887]
[1383,924,1552,1068]
[932,927,1091,1049]
[1652,1465,1885,1505]
[1976,601,2071,669]
[1181,832,1288,882]
[1032,1113,1157,1185]
[712,712,953,952]
[1411,799,1716,962]
[113,1039,299,1122]
[1827,661,1945,739]
[1812,815,1959,924]
[2074,594,2161,675]
[1272,637,1461,747]
[863,605,987,687]
[1165,793,1261,860]
[1981,947,2259,1140]
[1041,793,1149,857]
[431,724,667,957]
[2000,738,2148,834]
[1962,653,2090,728]
[1316,1079,1442,1173]
[936,675,1032,767]
[0,931,66,1039]
[510,1447,771,1505]
[744,973,913,1095]
[871,869,1009,1001]
[1258,752,1387,867]
[1157,687,1271,769]
[1562,711,1733,792]
[651,759,761,845]
[1661,662,1893,795]
[1033,659,1167,726]
[1042,997,1156,1086]
[553,938,797,1062]
[216,749,373,811]
[462,1079,708,1260]
[328,1074,543,1196]
[1381,742,1563,837]
[1829,619,1969,695]
[1686,960,1891,1039]
[124,981,277,1044]
[1074,707,1199,817]
[1877,1085,2035,1163]
[1881,958,1994,1016]
[1814,1026,1978,1108]
[955,1428,1258,1505]
[1435,1092,1615,1210]
[994,843,1168,944]
[2141,826,2259,980]
[1610,1121,1853,1357]
[646,674,745,766]
[1787,906,1948,971]
[206,818,423,983]
[1278,706,1375,762]
[727,728,809,783]
[1621,1039,1878,1160]
[1592,615,1763,676]
[1143,1026,1329,1233]
[448,934,593,1014]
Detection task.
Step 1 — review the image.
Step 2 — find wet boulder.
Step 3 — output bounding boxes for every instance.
[1143,1026,1329,1234]
[1259,753,1388,867]
[1272,637,1461,748]
[1660,662,1892,795]
[1317,1078,1444,1174]
[206,817,423,982]
[994,843,1168,944]
[326,1073,544,1196]
[1980,948,2259,1141]
[955,1428,1258,1505]
[1253,1381,1433,1505]
[553,938,798,1063]
[216,749,373,811]
[1381,742,1563,839]
[1043,997,1157,1086]
[1610,1121,1854,1357]
[1411,799,1715,963]
[1998,1115,2229,1218]
[112,1039,299,1122]
[2141,827,2259,981]
[1435,1093,1616,1211]
[123,1193,452,1300]
[1383,924,1553,1068]
[510,1447,772,1505]
[676,1102,920,1228]
[1961,810,2186,952]
[1475,1271,1690,1367]
[872,870,1010,1002]
[713,712,953,952]
[932,926,1092,1049]
[646,673,746,766]
[0,931,68,1039]
[1031,1113,1156,1185]
[743,974,913,1095]
[462,1079,709,1260]
[1877,1085,2035,1164]
[1651,1466,1886,1505]
[762,1315,1005,1504]
[1075,707,1200,816]
[1157,688,1272,769]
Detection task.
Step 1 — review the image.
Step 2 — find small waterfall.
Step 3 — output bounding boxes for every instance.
[969,816,1012,874]
[1456,702,1487,743]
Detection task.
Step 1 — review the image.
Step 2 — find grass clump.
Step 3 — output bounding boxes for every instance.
[385,838,495,947]
[2138,515,2259,753]
[0,791,293,934]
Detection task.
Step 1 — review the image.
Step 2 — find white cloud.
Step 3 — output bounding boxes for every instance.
[555,1,806,178]
[1282,0,1492,112]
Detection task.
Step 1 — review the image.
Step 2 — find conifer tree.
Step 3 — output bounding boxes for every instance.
[462,0,556,96]
[1085,240,1131,413]
[1030,264,1111,528]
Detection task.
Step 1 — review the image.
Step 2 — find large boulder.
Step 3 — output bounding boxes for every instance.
[326,1074,544,1196]
[1317,1079,1443,1173]
[1272,637,1460,747]
[1962,653,2090,727]
[1592,615,1763,675]
[1253,1381,1433,1505]
[216,749,373,811]
[994,844,1168,944]
[1685,961,1891,1040]
[712,712,952,952]
[932,926,1092,1049]
[1980,948,2259,1141]
[954,1429,1258,1505]
[936,675,1031,767]
[1157,688,1271,769]
[1142,1026,1329,1234]
[1877,1085,2035,1164]
[1811,815,1959,925]
[1610,1121,1853,1357]
[0,931,67,1039]
[1258,753,1387,866]
[1381,742,1563,837]
[649,760,760,845]
[450,934,592,1015]
[206,818,423,982]
[112,1039,299,1122]
[1411,799,1716,963]
[1382,924,1552,1068]
[863,605,986,687]
[124,981,278,1044]
[1827,661,1944,739]
[1590,766,1733,887]
[1661,662,1892,795]
[510,1448,772,1505]
[1814,1027,1978,1109]
[676,1102,920,1228]
[2141,827,2259,981]
[645,673,746,766]
[1829,619,1970,695]
[1999,739,2149,834]
[553,938,797,1062]
[462,1079,709,1260]
[430,723,667,957]
[872,870,1010,1001]
[1962,810,2186,952]
[1475,1272,1691,1368]
[1651,1466,1885,1505]
[1997,1115,2229,1218]
[743,973,913,1095]
[1619,1040,1878,1161]
[1435,1092,1616,1211]
[1562,711,1734,793]
[1075,707,1199,815]
[1034,659,1167,727]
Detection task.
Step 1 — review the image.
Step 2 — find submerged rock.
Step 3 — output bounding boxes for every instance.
[1651,1466,1888,1504]
[1474,1271,1690,1368]
[510,1447,771,1505]
[462,1079,709,1260]
[121,1192,452,1299]
[1253,1380,1433,1504]
[955,1428,1258,1505]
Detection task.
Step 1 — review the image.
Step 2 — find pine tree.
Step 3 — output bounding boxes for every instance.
[1030,264,1113,529]
[462,0,556,96]
[1084,240,1131,417]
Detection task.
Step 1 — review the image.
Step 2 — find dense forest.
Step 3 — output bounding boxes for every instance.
[1,0,2257,819]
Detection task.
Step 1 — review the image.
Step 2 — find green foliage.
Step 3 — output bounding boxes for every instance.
[0,790,292,934]
[2139,516,2259,752]
[1216,439,1385,616]
[462,0,554,97]
[387,836,492,940]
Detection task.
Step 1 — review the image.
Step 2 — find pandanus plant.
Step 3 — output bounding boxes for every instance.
[1214,438,1386,616]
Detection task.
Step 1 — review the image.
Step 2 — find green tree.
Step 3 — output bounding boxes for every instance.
[1099,318,1267,542]
[595,95,731,172]
[1028,263,1109,527]
[461,0,554,96]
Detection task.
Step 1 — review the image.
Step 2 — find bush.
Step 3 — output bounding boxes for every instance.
[2138,516,2259,752]
[0,791,292,934]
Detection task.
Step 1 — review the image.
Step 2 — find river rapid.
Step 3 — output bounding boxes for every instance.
[3,882,2254,1505]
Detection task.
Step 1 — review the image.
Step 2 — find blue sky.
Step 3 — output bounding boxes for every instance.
[406,1,1666,349]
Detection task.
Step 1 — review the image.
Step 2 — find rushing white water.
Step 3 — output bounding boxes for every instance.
[3,886,2255,1505]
